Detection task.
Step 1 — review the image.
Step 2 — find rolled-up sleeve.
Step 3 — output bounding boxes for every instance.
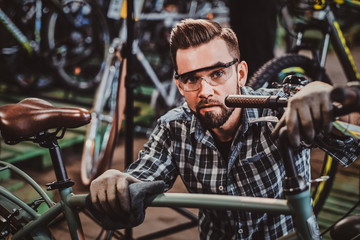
[315,131,360,167]
[125,121,178,191]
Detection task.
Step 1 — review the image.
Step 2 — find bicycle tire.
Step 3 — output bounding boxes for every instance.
[312,154,338,215]
[0,191,53,239]
[247,53,333,89]
[46,0,111,92]
[247,53,337,215]
[81,53,126,186]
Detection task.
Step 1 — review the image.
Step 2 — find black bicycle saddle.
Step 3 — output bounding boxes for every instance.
[0,98,91,139]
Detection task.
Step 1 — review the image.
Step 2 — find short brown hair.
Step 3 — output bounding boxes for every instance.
[170,19,240,72]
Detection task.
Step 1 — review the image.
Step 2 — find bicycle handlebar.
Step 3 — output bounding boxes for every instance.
[225,84,360,116]
[225,95,288,109]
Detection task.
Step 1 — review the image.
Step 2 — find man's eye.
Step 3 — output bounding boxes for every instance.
[211,70,225,79]
[183,76,199,84]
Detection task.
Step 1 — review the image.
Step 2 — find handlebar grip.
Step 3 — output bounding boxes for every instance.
[226,84,360,116]
[225,95,288,109]
[331,84,360,116]
[331,85,360,107]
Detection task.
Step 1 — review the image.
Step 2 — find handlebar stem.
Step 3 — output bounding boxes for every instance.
[279,130,309,194]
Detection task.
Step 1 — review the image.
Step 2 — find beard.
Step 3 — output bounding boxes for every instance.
[194,77,241,129]
[195,99,235,129]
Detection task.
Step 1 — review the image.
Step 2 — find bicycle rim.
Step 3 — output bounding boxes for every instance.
[46,0,110,92]
[81,59,126,185]
[248,53,337,214]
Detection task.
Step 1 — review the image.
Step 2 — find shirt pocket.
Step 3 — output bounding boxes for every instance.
[239,151,284,198]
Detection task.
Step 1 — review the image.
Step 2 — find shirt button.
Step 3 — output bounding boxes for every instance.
[218,185,224,191]
[238,229,243,234]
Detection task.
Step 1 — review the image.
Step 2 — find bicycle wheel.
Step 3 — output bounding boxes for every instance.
[247,53,333,89]
[0,190,53,239]
[248,53,337,215]
[46,0,110,92]
[0,1,55,90]
[81,52,126,186]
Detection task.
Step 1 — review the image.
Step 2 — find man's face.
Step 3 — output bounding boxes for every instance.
[175,38,247,129]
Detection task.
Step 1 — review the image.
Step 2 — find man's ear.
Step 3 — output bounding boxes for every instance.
[175,78,185,96]
[237,61,248,87]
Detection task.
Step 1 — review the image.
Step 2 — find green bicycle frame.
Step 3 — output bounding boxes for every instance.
[0,156,318,240]
[0,160,84,240]
[69,190,316,240]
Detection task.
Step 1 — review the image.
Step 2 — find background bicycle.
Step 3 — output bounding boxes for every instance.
[246,0,360,220]
[80,0,230,185]
[0,0,110,92]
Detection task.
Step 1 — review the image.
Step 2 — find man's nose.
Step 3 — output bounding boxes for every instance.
[198,77,214,97]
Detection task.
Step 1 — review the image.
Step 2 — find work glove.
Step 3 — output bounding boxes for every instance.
[86,180,165,230]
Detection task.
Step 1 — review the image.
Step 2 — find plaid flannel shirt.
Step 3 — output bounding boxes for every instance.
[126,87,360,239]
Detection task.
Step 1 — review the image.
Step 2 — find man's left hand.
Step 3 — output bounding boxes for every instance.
[272,81,333,148]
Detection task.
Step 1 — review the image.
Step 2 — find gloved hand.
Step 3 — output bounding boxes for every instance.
[90,170,141,216]
[87,178,165,230]
[272,81,333,148]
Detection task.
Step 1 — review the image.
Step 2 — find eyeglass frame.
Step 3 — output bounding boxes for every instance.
[174,58,239,91]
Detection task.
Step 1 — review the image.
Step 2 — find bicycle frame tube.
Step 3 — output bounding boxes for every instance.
[60,188,85,240]
[334,0,360,8]
[0,161,83,239]
[6,187,83,240]
[325,5,360,81]
[0,188,39,219]
[69,192,319,239]
[0,161,54,207]
[0,8,33,54]
[12,203,63,240]
[286,190,318,240]
[133,40,170,105]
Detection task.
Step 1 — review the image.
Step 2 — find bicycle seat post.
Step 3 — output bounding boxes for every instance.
[38,131,74,191]
[49,138,68,181]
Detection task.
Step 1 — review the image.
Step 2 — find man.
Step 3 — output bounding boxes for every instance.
[90,19,360,239]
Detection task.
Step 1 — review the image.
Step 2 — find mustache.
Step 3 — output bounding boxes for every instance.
[196,99,224,111]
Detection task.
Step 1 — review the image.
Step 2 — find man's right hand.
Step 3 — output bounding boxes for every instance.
[90,169,142,218]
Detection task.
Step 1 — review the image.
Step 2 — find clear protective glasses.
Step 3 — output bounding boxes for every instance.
[174,58,238,92]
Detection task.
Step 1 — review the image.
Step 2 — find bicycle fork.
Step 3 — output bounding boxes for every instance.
[279,131,321,240]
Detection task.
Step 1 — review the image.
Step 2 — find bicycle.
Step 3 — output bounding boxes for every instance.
[1,83,359,239]
[245,0,360,215]
[0,0,110,92]
[0,97,91,239]
[80,0,230,185]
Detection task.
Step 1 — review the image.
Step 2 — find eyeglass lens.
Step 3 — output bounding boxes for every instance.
[180,65,234,91]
